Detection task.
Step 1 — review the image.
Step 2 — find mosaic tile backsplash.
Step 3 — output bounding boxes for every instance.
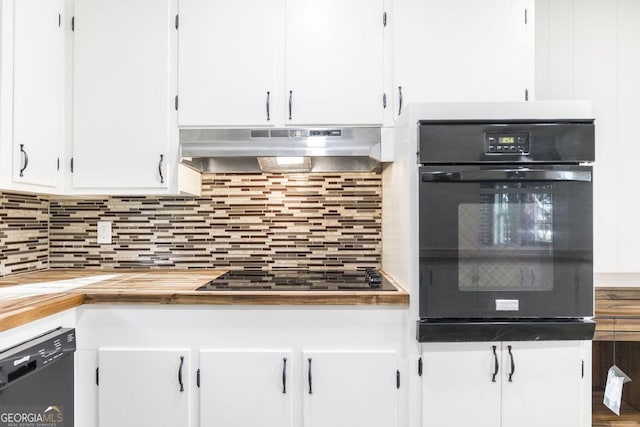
[0,191,49,277]
[48,173,382,271]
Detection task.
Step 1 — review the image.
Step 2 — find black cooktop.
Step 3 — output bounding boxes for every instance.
[196,269,397,291]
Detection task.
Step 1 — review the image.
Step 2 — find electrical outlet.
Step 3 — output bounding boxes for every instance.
[97,221,112,244]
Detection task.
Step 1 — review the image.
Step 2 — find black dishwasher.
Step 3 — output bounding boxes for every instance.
[0,328,75,427]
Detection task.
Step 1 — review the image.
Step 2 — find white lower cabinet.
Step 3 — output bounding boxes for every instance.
[97,349,191,427]
[302,350,398,427]
[421,341,584,427]
[199,349,398,427]
[199,350,293,427]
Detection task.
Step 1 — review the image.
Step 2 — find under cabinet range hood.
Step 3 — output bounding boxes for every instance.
[179,127,382,173]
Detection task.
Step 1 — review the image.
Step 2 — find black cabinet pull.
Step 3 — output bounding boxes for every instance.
[282,357,287,394]
[508,345,515,382]
[266,91,271,121]
[158,154,164,184]
[19,144,29,177]
[288,90,293,120]
[396,370,400,389]
[196,368,200,388]
[491,345,499,382]
[398,86,403,116]
[178,356,184,392]
[307,358,312,394]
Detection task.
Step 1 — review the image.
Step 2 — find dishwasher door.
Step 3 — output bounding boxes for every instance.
[0,328,76,427]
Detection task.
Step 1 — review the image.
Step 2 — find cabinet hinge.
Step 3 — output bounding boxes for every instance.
[197,368,201,388]
[175,14,179,30]
[383,11,387,27]
[524,9,528,24]
[581,360,584,378]
[396,370,400,389]
[418,357,423,377]
[58,13,61,27]
[96,367,99,386]
[525,89,529,101]
[174,95,179,111]
[70,157,74,173]
[383,93,387,109]
[71,16,75,31]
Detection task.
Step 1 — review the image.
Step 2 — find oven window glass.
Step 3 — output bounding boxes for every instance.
[458,184,554,291]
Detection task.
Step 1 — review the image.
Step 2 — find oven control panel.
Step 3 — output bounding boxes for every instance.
[485,132,530,155]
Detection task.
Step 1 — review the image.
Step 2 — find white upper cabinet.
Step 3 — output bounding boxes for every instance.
[72,0,178,192]
[394,0,533,116]
[285,0,384,125]
[0,0,64,191]
[177,0,385,127]
[178,0,278,127]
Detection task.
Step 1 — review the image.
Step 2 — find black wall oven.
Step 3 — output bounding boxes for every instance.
[417,120,596,342]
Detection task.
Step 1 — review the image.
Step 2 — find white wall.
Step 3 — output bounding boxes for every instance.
[536,0,640,273]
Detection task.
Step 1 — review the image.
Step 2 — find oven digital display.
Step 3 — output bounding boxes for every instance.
[485,132,530,155]
[499,136,515,144]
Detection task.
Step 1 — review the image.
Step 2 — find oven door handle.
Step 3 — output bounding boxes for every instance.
[421,169,591,182]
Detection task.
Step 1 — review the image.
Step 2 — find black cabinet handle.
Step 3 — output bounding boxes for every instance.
[178,356,184,392]
[288,90,293,120]
[266,91,271,121]
[491,345,499,382]
[398,86,403,116]
[282,357,287,394]
[307,358,312,394]
[19,144,29,177]
[508,345,515,382]
[158,154,164,184]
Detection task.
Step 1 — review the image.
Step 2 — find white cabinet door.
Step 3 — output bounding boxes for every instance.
[302,350,398,427]
[421,342,501,427]
[285,0,384,125]
[199,350,293,427]
[394,0,531,113]
[12,0,64,188]
[98,349,190,427]
[501,341,583,427]
[178,0,278,127]
[73,0,176,190]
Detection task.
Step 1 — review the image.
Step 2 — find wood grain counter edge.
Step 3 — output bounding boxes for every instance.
[0,270,409,333]
[0,293,84,334]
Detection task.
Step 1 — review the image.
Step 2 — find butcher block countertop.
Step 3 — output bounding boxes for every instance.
[0,269,409,333]
[595,273,640,341]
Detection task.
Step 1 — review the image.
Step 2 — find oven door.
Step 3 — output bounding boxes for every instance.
[418,164,593,319]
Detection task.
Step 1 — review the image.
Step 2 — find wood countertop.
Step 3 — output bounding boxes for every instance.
[0,269,409,333]
[594,274,640,341]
